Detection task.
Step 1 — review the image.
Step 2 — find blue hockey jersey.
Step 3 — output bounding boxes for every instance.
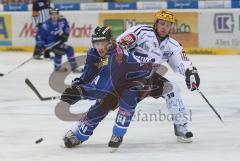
[36,17,69,49]
[80,47,112,90]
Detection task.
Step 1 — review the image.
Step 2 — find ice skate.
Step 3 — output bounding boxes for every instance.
[33,55,43,60]
[54,67,68,72]
[108,134,123,152]
[71,67,82,73]
[63,130,82,148]
[63,113,87,148]
[174,123,193,143]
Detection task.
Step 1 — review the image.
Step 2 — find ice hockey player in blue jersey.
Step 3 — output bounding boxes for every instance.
[36,8,80,72]
[60,26,154,148]
[59,26,174,149]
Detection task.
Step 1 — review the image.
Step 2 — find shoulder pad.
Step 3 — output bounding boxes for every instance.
[41,23,48,31]
[88,48,98,55]
[59,15,67,21]
[168,37,182,48]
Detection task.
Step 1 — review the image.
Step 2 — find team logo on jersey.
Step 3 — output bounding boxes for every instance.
[51,28,62,35]
[153,42,158,48]
[162,51,173,59]
[138,41,150,52]
[160,45,165,50]
[99,56,109,68]
[133,51,152,63]
[140,33,146,39]
[135,56,153,63]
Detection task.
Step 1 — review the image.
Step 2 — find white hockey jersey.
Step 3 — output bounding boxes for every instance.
[116,25,193,76]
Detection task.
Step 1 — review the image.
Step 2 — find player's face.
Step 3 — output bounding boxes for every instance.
[94,41,109,57]
[50,13,59,22]
[156,19,172,38]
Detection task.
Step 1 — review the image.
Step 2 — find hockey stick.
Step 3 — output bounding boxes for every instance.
[0,57,34,77]
[25,79,88,120]
[0,41,61,77]
[25,78,60,101]
[193,83,223,123]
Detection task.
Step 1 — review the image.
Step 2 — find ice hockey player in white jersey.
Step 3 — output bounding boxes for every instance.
[116,9,200,143]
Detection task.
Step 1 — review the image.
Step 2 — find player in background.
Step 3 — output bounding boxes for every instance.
[36,8,80,72]
[32,0,52,59]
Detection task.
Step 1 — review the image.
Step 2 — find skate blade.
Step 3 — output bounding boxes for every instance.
[109,147,118,153]
[177,136,192,143]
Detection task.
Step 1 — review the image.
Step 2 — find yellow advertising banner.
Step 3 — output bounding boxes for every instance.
[171,12,198,48]
[99,11,198,48]
[0,14,12,46]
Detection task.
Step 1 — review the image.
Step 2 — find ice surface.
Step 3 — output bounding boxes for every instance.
[0,52,240,161]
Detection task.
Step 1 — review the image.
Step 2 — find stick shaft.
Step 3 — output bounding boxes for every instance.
[196,88,223,123]
[6,57,33,75]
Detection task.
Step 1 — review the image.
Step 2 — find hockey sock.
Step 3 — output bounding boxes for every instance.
[54,54,62,70]
[75,103,109,142]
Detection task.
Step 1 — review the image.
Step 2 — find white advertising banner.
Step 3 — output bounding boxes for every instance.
[198,0,231,9]
[11,11,98,48]
[2,9,240,54]
[199,9,240,48]
[80,3,108,10]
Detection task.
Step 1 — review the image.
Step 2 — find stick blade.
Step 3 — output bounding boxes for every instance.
[25,78,59,101]
[25,78,44,101]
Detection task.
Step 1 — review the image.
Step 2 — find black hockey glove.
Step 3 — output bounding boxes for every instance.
[72,77,85,86]
[60,85,83,105]
[59,34,69,43]
[52,43,68,55]
[185,67,200,91]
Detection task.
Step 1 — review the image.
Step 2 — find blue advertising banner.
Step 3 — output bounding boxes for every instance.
[231,0,240,8]
[54,3,80,11]
[108,2,137,10]
[168,0,198,9]
[3,4,28,11]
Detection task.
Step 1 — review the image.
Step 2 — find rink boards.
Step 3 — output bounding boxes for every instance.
[0,9,240,54]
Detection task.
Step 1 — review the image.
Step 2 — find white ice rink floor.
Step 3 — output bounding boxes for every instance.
[0,52,240,161]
